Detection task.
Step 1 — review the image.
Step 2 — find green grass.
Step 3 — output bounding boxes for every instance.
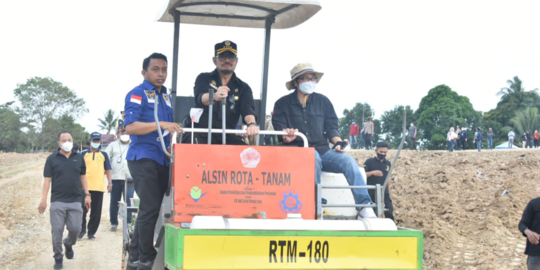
[5,170,25,177]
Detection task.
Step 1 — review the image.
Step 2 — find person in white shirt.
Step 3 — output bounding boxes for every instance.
[508,130,515,149]
[104,129,134,231]
[447,127,458,152]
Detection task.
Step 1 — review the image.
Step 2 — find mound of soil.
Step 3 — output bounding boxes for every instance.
[349,149,536,269]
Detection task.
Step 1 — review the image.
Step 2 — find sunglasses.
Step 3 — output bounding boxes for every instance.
[217,54,237,62]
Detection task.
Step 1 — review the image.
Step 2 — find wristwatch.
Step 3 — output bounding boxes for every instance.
[85,193,91,197]
[247,122,257,127]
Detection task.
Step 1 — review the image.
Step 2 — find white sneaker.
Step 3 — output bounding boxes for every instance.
[358,207,377,218]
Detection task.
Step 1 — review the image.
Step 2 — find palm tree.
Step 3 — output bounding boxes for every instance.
[497,76,538,105]
[509,107,540,136]
[98,109,118,134]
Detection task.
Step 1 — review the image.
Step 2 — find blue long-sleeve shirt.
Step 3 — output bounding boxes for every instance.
[124,80,174,166]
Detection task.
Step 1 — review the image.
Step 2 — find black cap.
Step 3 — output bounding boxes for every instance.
[215,40,237,55]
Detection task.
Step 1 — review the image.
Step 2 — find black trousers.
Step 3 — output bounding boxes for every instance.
[81,190,104,237]
[364,133,372,150]
[182,132,246,145]
[265,135,277,145]
[409,137,416,150]
[367,189,394,221]
[128,158,169,263]
[460,140,466,150]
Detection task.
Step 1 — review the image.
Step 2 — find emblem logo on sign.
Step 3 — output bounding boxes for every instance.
[225,40,231,46]
[279,191,303,214]
[189,186,207,202]
[240,148,261,168]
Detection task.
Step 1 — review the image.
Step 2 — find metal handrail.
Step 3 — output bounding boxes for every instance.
[181,128,309,148]
[317,184,383,220]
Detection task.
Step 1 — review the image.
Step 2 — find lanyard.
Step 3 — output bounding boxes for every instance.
[118,142,128,157]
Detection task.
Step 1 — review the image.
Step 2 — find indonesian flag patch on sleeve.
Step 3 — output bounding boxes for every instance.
[130,95,142,104]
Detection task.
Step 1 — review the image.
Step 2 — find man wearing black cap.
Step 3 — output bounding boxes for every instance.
[183,40,258,144]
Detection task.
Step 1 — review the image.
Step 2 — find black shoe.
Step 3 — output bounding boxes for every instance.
[137,260,154,270]
[88,235,96,240]
[54,258,63,269]
[78,231,85,239]
[63,240,74,259]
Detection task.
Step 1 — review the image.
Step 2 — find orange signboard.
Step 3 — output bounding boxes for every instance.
[171,144,315,223]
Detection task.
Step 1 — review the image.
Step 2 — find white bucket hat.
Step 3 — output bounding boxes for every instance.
[285,63,324,90]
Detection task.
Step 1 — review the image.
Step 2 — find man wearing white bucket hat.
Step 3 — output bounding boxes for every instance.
[272,63,377,219]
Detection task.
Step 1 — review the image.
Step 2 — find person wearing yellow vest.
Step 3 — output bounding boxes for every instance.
[79,132,112,240]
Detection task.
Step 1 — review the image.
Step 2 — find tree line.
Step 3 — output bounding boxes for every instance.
[0,77,119,152]
[338,76,540,150]
[1,76,537,152]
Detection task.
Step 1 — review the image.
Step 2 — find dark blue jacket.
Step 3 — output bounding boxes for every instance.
[459,131,467,141]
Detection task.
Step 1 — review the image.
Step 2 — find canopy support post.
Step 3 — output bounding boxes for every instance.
[171,10,180,122]
[259,16,274,134]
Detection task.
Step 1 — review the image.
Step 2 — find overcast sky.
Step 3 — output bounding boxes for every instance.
[2,0,540,134]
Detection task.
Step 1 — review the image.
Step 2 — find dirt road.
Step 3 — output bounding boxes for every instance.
[0,153,122,270]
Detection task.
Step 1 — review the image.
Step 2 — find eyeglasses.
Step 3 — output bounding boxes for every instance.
[217,54,237,62]
[296,76,318,82]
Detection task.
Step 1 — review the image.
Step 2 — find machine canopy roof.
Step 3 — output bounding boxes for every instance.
[157,0,321,29]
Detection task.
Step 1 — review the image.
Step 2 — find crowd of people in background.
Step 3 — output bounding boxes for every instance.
[445,127,540,152]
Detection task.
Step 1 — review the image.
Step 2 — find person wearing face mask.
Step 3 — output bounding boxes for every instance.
[273,63,377,219]
[79,132,112,240]
[39,131,91,269]
[363,141,394,221]
[182,40,259,145]
[104,129,134,231]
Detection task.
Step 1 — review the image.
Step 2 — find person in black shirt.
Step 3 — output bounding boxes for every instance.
[38,132,91,269]
[527,130,534,149]
[519,197,540,269]
[363,141,394,221]
[272,63,376,218]
[183,40,258,144]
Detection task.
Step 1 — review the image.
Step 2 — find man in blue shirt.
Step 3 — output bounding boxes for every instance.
[123,53,183,270]
[474,128,482,152]
[487,128,494,150]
